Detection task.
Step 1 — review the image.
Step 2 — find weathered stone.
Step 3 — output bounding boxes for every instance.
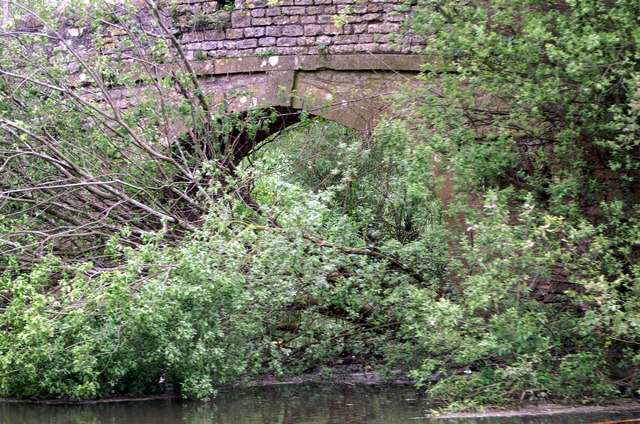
[281,6,306,14]
[202,41,219,50]
[369,22,401,33]
[328,44,355,53]
[231,11,252,27]
[202,1,219,12]
[276,37,298,47]
[265,6,282,16]
[354,43,377,52]
[254,46,277,54]
[219,40,239,49]
[236,38,258,49]
[324,24,343,35]
[225,28,244,39]
[353,24,367,34]
[301,36,317,45]
[258,36,277,46]
[203,29,226,41]
[265,26,282,37]
[52,0,427,73]
[244,27,265,37]
[303,24,323,36]
[251,17,272,25]
[385,12,405,22]
[272,16,291,25]
[358,34,374,43]
[333,35,358,44]
[282,25,304,36]
[316,14,334,24]
[278,46,306,54]
[316,35,332,45]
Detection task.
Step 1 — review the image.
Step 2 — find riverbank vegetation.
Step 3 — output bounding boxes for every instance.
[0,0,638,410]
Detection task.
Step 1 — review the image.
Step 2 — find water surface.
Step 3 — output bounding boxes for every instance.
[1,384,638,424]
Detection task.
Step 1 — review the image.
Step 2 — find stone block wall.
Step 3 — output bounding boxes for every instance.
[15,0,423,61]
[169,0,423,59]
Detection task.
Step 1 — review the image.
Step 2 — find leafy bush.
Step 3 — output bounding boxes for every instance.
[1,0,638,410]
[370,0,640,409]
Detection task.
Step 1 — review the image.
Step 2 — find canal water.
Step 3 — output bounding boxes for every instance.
[1,384,638,424]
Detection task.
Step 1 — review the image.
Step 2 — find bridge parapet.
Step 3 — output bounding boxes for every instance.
[172,0,423,59]
[21,0,423,60]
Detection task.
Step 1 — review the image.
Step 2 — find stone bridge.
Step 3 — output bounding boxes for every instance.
[51,0,425,133]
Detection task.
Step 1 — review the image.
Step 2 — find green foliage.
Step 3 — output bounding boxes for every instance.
[0,114,448,399]
[367,0,640,410]
[1,0,639,410]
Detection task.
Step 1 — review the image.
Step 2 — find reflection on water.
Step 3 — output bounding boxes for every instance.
[0,384,638,424]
